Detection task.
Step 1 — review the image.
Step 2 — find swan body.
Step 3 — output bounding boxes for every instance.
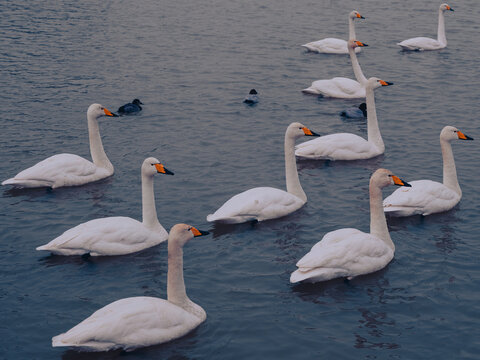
[207,122,320,224]
[302,11,364,54]
[340,103,366,118]
[118,98,143,115]
[296,77,392,160]
[2,104,117,188]
[397,4,454,51]
[384,126,473,216]
[291,169,411,283]
[36,158,174,256]
[52,224,210,351]
[302,40,368,98]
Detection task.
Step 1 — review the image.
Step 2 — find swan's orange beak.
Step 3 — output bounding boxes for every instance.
[190,227,210,237]
[356,13,365,19]
[457,130,473,140]
[154,163,174,175]
[392,175,411,187]
[302,127,320,137]
[379,80,394,86]
[103,108,118,117]
[355,41,368,47]
[446,5,454,11]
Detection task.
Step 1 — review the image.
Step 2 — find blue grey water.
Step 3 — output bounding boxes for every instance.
[1,0,479,358]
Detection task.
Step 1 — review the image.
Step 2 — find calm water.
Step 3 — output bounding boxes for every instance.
[1,0,479,359]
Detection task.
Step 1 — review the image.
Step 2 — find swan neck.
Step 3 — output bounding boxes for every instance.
[437,10,447,45]
[141,172,161,229]
[167,242,205,320]
[88,114,113,172]
[348,16,356,40]
[369,183,394,250]
[348,44,367,84]
[366,86,384,152]
[441,139,461,195]
[285,135,306,202]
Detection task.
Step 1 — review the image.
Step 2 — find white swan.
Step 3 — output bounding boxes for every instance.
[51,224,209,351]
[36,157,174,256]
[302,40,368,98]
[302,10,365,54]
[2,104,117,189]
[296,77,392,160]
[207,122,320,224]
[383,126,473,217]
[290,169,411,283]
[397,4,454,51]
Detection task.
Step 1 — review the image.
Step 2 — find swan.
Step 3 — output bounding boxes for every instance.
[207,122,320,224]
[383,126,473,216]
[2,104,117,189]
[290,168,411,283]
[340,103,367,118]
[296,77,392,160]
[302,40,368,98]
[51,223,209,351]
[36,157,174,256]
[302,10,365,54]
[397,4,454,51]
[118,98,143,115]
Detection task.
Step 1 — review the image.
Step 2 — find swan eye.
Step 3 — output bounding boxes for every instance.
[187,227,192,231]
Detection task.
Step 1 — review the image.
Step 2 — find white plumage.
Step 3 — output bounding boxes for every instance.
[302,11,364,54]
[207,122,320,224]
[36,157,173,256]
[383,126,473,216]
[296,77,392,160]
[52,224,209,351]
[397,4,454,51]
[2,104,117,188]
[291,169,411,283]
[302,40,368,98]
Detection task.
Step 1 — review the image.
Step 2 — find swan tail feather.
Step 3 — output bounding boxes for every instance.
[2,178,53,188]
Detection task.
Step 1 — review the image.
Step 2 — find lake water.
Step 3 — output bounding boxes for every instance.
[1,0,479,359]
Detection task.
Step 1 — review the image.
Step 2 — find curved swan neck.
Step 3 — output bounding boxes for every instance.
[437,9,447,45]
[167,242,205,319]
[441,139,461,195]
[369,183,394,250]
[348,16,356,40]
[87,114,113,172]
[141,172,161,229]
[285,134,306,202]
[366,86,384,152]
[348,44,367,84]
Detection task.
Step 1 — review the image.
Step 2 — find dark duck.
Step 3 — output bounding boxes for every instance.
[118,99,143,115]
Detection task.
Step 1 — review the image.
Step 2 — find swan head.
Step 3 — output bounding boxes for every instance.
[348,39,368,49]
[142,157,174,177]
[440,3,454,12]
[440,126,474,142]
[371,168,411,189]
[366,77,394,90]
[169,223,210,248]
[132,99,144,105]
[287,122,320,139]
[87,103,118,119]
[350,10,365,19]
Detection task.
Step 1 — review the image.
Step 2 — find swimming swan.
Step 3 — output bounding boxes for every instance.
[207,122,320,224]
[296,77,392,160]
[36,157,174,256]
[302,10,365,54]
[51,224,209,351]
[290,169,411,283]
[302,40,368,98]
[2,104,117,188]
[383,126,473,216]
[397,4,454,51]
